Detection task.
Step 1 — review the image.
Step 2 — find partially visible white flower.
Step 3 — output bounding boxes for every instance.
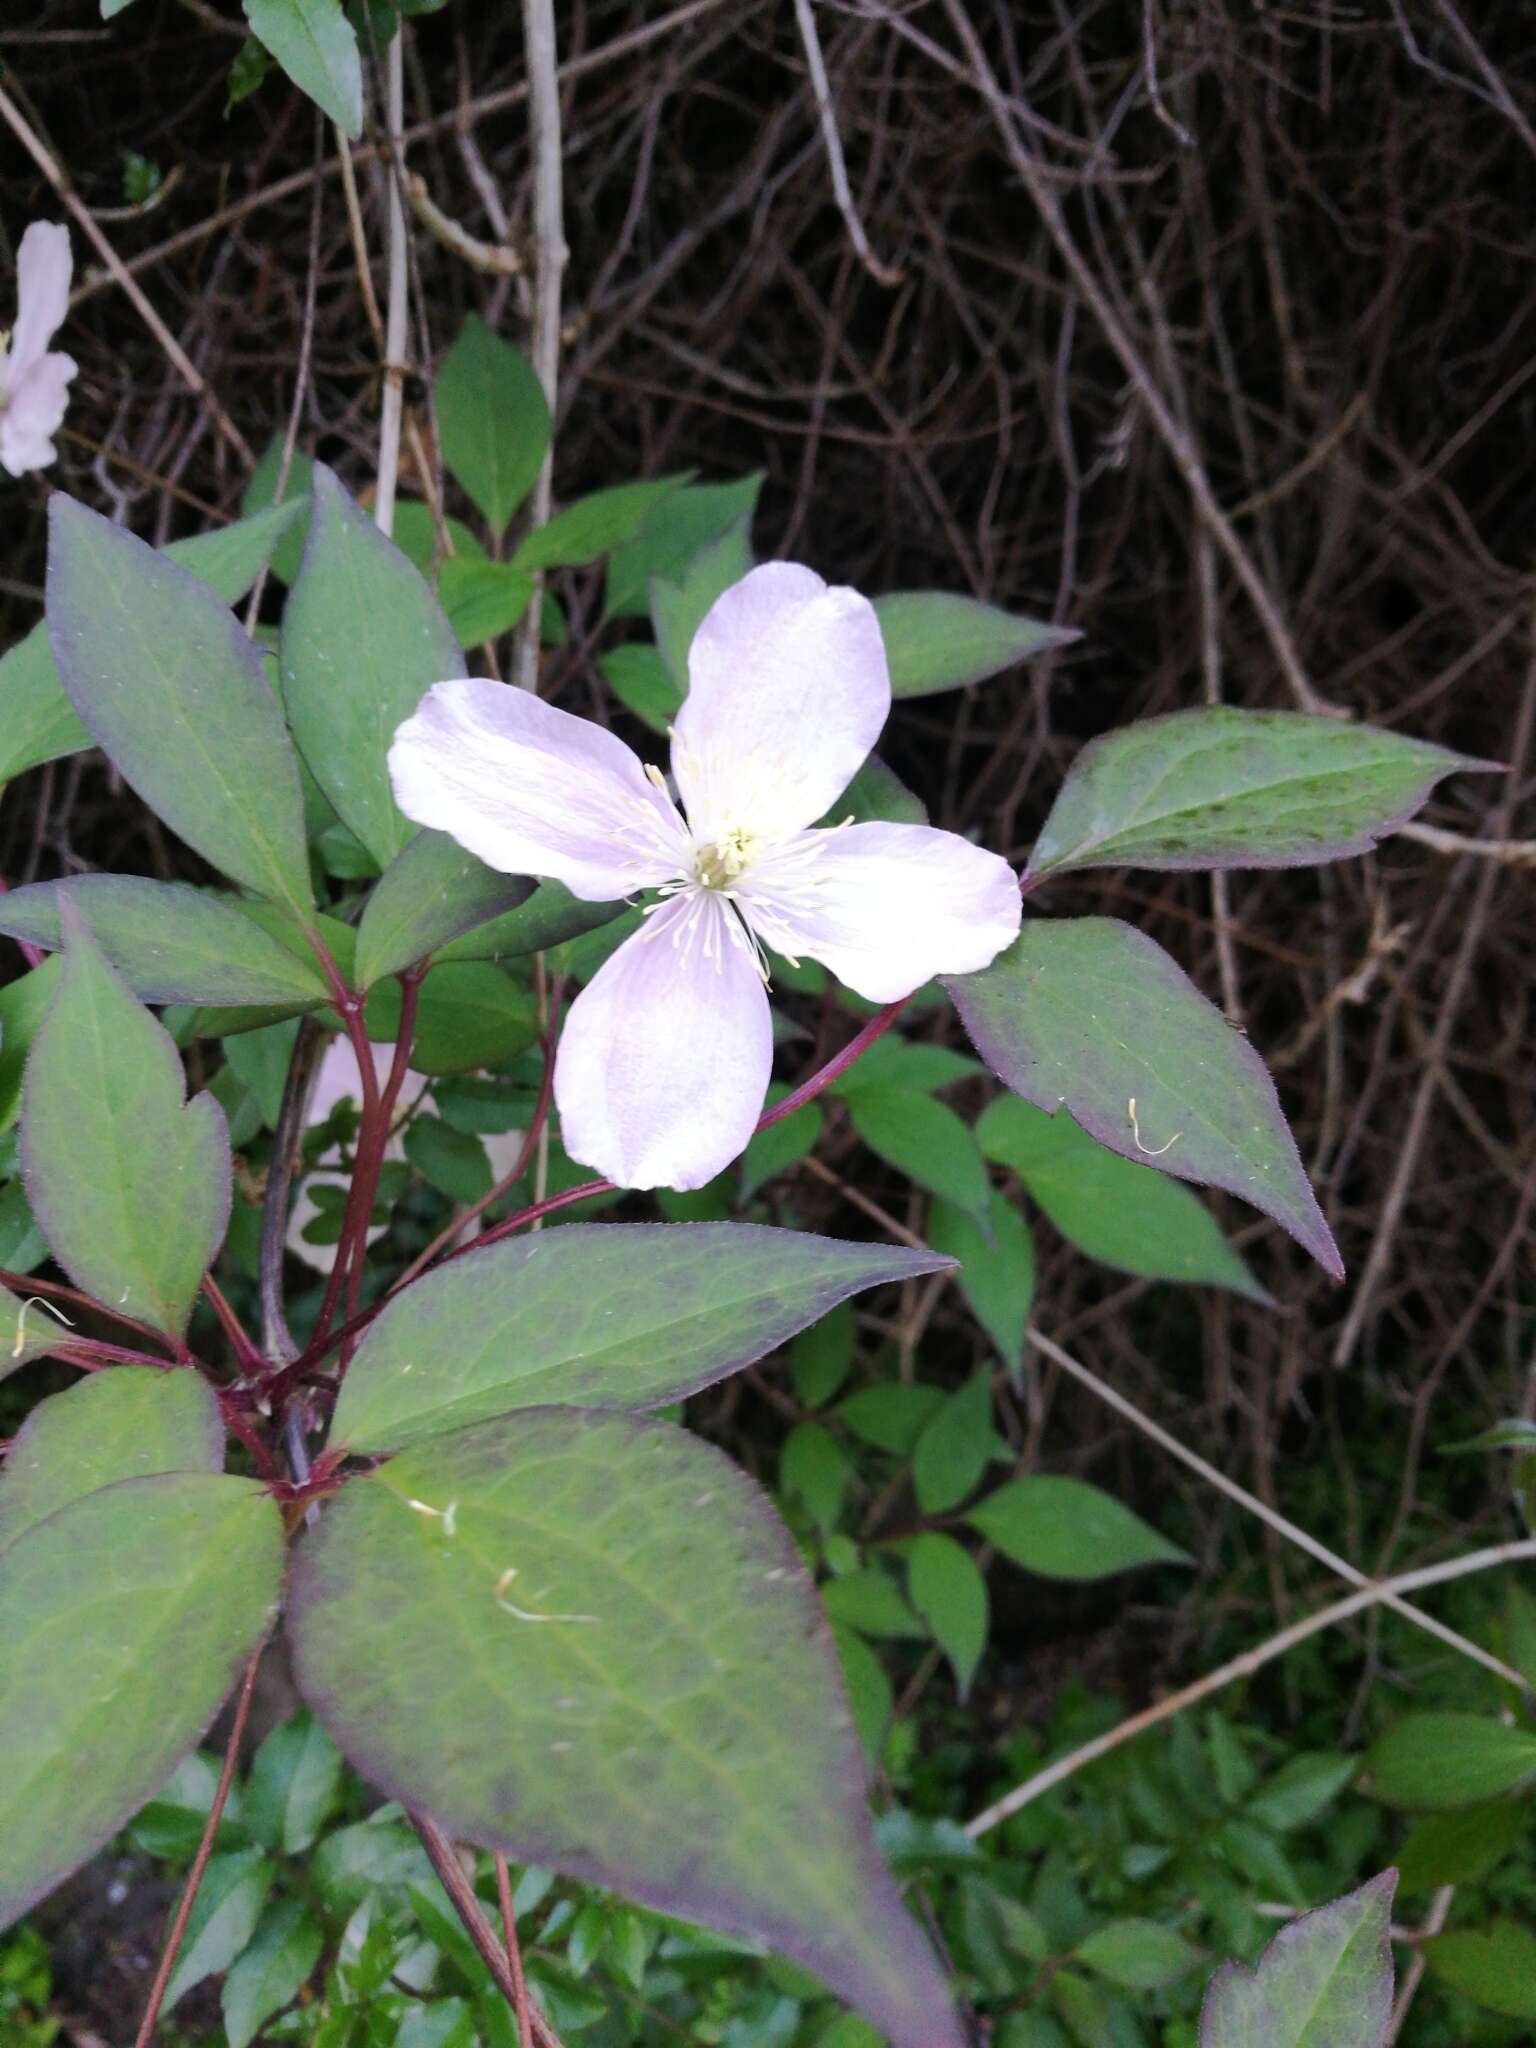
[1,222,76,478]
[388,562,1023,1193]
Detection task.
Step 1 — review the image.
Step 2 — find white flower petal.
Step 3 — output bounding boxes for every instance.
[739,821,1022,1003]
[0,351,75,478]
[672,562,890,843]
[555,891,773,1190]
[389,677,688,901]
[9,223,71,379]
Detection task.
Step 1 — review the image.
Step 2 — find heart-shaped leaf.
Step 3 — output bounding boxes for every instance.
[289,1408,964,2048]
[46,496,313,916]
[332,1222,953,1452]
[21,909,230,1337]
[1029,707,1493,877]
[0,1471,283,1930]
[949,918,1341,1277]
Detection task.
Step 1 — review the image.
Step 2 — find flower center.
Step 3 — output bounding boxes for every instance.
[693,826,757,890]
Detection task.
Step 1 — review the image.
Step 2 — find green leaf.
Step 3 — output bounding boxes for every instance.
[969,1476,1188,1580]
[436,316,551,539]
[222,1898,325,2048]
[0,1183,46,1278]
[356,831,536,986]
[404,1116,493,1204]
[161,1844,272,2013]
[847,1088,992,1227]
[244,1712,344,1855]
[359,959,535,1075]
[832,1625,893,1763]
[788,1298,853,1408]
[282,466,467,868]
[290,1409,964,2048]
[976,1095,1266,1301]
[241,441,316,583]
[0,1282,73,1375]
[438,557,534,646]
[0,1366,223,1553]
[1396,1801,1527,1894]
[651,514,754,684]
[1366,1712,1536,1808]
[821,1567,923,1638]
[127,1749,249,1862]
[606,473,763,617]
[0,878,331,1008]
[21,911,230,1337]
[46,496,314,914]
[912,1370,1002,1513]
[822,755,928,829]
[781,1422,850,1531]
[514,478,688,572]
[949,919,1341,1277]
[740,1098,823,1203]
[1030,707,1493,878]
[600,642,681,734]
[333,1222,953,1452]
[0,956,60,1131]
[1245,1753,1357,1833]
[830,1040,979,1098]
[0,501,303,786]
[873,591,1077,698]
[242,0,362,136]
[928,1192,1034,1370]
[0,1472,283,1930]
[435,880,624,966]
[837,1383,945,1457]
[1076,1918,1201,1991]
[908,1533,988,1696]
[1423,1920,1536,2019]
[1199,1873,1395,2046]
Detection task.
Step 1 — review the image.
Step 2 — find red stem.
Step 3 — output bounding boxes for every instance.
[202,1271,263,1376]
[132,1652,261,2048]
[494,1850,534,2048]
[338,970,423,1357]
[0,1266,176,1353]
[275,995,909,1397]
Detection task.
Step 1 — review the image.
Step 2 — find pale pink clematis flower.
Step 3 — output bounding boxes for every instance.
[1,223,76,478]
[389,563,1022,1190]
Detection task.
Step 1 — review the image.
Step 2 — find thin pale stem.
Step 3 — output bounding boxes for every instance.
[375,30,410,537]
[966,1536,1536,1837]
[1026,1325,1530,1692]
[511,0,567,690]
[132,1652,261,2046]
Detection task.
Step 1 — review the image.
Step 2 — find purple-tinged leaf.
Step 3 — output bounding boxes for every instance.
[0,876,331,1007]
[1200,1871,1395,2046]
[1029,707,1495,877]
[948,918,1341,1277]
[289,1407,964,2048]
[46,496,313,916]
[355,830,536,987]
[0,1366,223,1553]
[331,1222,953,1453]
[21,906,231,1337]
[281,466,467,869]
[0,1472,283,1931]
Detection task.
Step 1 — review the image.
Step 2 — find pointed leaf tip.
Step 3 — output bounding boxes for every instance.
[290,1408,965,2048]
